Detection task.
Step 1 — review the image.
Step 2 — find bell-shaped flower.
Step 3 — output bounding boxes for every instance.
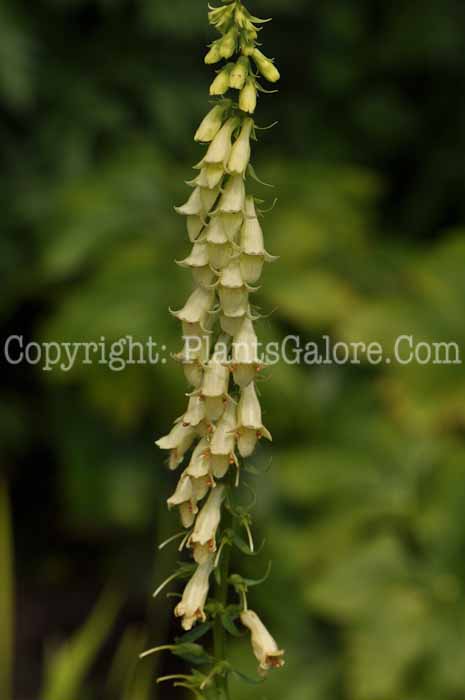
[179,501,197,529]
[176,473,211,529]
[239,196,277,284]
[188,164,224,191]
[203,117,239,168]
[156,421,197,469]
[217,175,246,214]
[204,42,222,65]
[228,118,253,175]
[218,27,237,59]
[176,242,215,288]
[194,104,228,143]
[190,163,225,190]
[210,63,234,96]
[181,395,206,428]
[218,261,254,319]
[220,212,243,240]
[186,438,211,479]
[220,313,246,337]
[251,49,280,83]
[190,485,224,553]
[240,609,285,673]
[176,242,209,270]
[167,471,193,509]
[203,216,231,269]
[237,382,272,457]
[187,215,204,243]
[239,79,257,114]
[219,286,249,318]
[171,287,215,326]
[175,186,218,218]
[175,555,214,630]
[229,56,249,90]
[231,317,262,387]
[210,399,237,478]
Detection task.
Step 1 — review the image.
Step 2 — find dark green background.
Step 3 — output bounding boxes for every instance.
[2,0,465,698]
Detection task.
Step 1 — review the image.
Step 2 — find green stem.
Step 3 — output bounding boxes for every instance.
[213,536,231,700]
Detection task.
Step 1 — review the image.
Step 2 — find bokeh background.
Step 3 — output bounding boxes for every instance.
[2,0,465,698]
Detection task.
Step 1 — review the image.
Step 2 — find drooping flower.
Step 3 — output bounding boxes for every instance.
[231,316,262,387]
[240,609,285,673]
[251,49,280,83]
[239,78,257,114]
[190,484,224,552]
[228,118,253,175]
[237,381,272,457]
[156,421,197,469]
[194,104,228,143]
[175,555,214,630]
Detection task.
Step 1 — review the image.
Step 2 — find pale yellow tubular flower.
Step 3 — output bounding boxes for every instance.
[228,117,253,175]
[210,399,237,478]
[210,63,234,96]
[190,484,225,553]
[240,609,285,673]
[155,421,197,470]
[251,48,281,83]
[194,104,227,142]
[175,555,215,630]
[203,117,240,167]
[237,381,272,457]
[239,78,257,114]
[231,316,262,387]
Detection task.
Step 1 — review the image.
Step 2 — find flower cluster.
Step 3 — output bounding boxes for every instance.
[147,2,284,695]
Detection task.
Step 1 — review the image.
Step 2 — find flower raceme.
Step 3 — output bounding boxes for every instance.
[148,0,285,694]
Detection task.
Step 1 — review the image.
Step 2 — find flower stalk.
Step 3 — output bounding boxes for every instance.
[145,1,284,695]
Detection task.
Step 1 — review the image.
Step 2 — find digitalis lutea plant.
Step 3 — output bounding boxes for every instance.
[142,2,284,696]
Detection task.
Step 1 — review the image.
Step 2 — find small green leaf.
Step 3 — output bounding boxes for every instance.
[175,621,213,644]
[230,668,265,685]
[171,643,213,666]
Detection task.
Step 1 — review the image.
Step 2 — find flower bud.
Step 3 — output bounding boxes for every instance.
[194,104,227,143]
[239,79,257,114]
[204,42,222,65]
[219,28,237,59]
[229,56,249,90]
[210,64,233,96]
[228,118,253,175]
[252,49,280,83]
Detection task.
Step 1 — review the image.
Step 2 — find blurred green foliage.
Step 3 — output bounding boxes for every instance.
[2,0,465,699]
